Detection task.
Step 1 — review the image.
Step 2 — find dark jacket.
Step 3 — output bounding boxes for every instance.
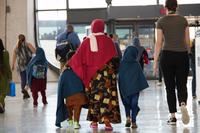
[0,51,12,95]
[118,46,149,105]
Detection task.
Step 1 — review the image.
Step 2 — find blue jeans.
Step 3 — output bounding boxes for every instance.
[20,70,27,91]
[124,93,140,123]
[20,70,30,98]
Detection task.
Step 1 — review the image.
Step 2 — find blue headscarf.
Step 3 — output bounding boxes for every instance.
[118,46,149,103]
[26,47,48,86]
[132,37,145,61]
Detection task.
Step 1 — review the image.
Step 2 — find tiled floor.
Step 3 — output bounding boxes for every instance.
[0,79,199,133]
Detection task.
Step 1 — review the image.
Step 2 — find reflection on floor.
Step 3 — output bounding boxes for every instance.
[0,79,199,133]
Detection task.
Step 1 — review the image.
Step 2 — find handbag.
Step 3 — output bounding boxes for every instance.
[7,82,16,97]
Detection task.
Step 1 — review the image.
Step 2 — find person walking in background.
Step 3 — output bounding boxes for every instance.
[12,34,36,100]
[189,39,196,99]
[26,47,48,107]
[132,37,149,70]
[154,0,190,125]
[118,46,149,128]
[68,19,121,131]
[57,24,80,49]
[56,24,81,70]
[0,39,12,113]
[55,51,87,129]
[109,34,122,59]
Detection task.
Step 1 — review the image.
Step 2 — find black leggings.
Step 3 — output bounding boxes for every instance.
[160,51,189,113]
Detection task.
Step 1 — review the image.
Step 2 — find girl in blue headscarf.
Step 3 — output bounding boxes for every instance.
[118,45,149,128]
[26,47,48,107]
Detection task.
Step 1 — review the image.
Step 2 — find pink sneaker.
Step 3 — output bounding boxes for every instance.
[105,125,113,131]
[90,122,98,129]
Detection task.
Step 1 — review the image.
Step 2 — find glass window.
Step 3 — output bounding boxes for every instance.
[115,26,133,51]
[73,24,107,41]
[112,0,157,6]
[116,28,132,40]
[69,0,107,9]
[37,11,67,40]
[73,24,90,41]
[37,0,66,10]
[138,24,155,79]
[37,11,67,68]
[138,25,155,49]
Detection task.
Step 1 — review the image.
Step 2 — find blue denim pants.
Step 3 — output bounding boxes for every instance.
[124,93,140,123]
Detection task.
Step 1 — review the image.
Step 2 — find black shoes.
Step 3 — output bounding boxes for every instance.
[167,117,177,125]
[0,103,5,113]
[192,95,197,99]
[131,122,138,128]
[125,119,131,127]
[23,94,30,100]
[125,107,140,127]
[22,89,30,100]
[125,120,138,128]
[42,100,48,105]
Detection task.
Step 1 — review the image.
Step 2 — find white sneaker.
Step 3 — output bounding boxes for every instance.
[156,82,162,86]
[180,103,190,124]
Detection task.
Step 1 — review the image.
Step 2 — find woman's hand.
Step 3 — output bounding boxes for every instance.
[153,61,158,76]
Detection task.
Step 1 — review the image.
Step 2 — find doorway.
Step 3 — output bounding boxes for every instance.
[115,21,156,79]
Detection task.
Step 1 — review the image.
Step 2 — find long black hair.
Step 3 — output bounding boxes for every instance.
[0,38,5,72]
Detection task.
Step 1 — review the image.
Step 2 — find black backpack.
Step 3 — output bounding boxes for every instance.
[55,41,75,62]
[55,32,76,62]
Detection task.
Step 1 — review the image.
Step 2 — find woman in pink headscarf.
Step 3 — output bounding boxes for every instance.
[68,19,121,130]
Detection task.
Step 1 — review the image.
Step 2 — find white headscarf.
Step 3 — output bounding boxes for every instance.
[89,33,104,52]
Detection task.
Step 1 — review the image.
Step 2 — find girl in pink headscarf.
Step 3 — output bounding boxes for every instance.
[68,19,121,130]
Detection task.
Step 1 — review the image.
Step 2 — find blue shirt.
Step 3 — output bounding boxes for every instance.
[57,31,81,49]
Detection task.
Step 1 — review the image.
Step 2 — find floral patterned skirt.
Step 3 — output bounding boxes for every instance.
[85,60,121,124]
